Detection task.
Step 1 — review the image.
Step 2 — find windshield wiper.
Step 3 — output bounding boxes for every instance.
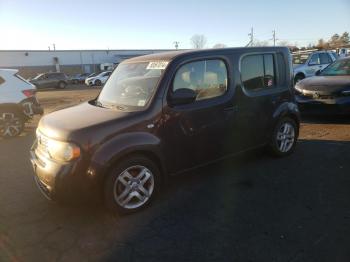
[109,104,127,111]
[95,100,106,108]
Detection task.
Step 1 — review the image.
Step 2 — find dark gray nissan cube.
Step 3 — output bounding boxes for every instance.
[30,47,300,214]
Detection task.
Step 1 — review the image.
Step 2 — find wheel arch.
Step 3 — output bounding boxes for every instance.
[294,72,305,80]
[89,132,166,183]
[271,102,300,136]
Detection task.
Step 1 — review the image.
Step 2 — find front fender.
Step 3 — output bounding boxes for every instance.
[89,132,164,178]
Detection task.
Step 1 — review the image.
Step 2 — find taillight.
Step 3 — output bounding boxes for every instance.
[22,89,36,97]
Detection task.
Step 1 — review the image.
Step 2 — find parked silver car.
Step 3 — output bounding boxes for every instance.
[293,51,338,84]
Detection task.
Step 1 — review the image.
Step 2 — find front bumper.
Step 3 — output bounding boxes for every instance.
[30,140,100,201]
[296,95,350,115]
[85,79,93,86]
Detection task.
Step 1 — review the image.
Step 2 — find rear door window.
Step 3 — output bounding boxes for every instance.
[241,54,276,91]
[319,53,331,64]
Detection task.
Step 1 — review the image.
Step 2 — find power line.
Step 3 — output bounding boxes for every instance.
[246,27,254,47]
[173,41,180,49]
[270,30,278,46]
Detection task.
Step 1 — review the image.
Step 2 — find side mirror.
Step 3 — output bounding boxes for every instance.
[315,70,322,76]
[169,88,196,106]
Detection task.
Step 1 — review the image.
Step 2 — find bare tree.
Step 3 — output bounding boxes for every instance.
[251,39,269,47]
[191,34,207,49]
[316,39,328,50]
[213,43,227,48]
[277,40,291,47]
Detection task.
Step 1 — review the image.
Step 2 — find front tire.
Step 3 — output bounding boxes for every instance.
[0,109,24,138]
[95,79,102,86]
[294,74,305,85]
[269,117,298,157]
[104,155,161,214]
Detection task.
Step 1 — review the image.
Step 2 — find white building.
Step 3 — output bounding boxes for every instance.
[0,49,173,78]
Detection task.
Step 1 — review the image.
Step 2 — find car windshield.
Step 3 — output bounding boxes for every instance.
[88,73,97,78]
[321,59,350,76]
[97,61,168,111]
[292,53,310,64]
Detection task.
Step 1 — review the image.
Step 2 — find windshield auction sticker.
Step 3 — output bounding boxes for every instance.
[146,61,169,70]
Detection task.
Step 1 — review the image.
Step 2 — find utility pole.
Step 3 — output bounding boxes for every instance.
[246,27,254,47]
[271,30,278,46]
[173,41,180,49]
[53,43,56,51]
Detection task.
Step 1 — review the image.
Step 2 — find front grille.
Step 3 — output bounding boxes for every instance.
[36,131,49,157]
[301,92,336,100]
[34,176,52,199]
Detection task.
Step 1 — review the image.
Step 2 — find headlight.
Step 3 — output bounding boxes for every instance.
[294,84,303,93]
[46,139,81,162]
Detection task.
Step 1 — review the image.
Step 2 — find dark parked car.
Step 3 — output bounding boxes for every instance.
[30,47,300,214]
[69,73,91,84]
[30,72,68,89]
[295,57,350,114]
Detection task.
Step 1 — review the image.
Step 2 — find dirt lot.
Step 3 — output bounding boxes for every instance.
[1,85,350,262]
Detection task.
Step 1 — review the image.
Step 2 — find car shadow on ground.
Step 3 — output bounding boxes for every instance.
[301,114,350,125]
[103,139,350,261]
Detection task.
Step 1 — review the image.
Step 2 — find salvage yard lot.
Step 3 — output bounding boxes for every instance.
[1,85,350,262]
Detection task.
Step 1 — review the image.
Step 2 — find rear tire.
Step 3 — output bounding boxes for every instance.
[0,109,24,138]
[57,81,67,89]
[294,74,305,85]
[268,117,298,157]
[104,155,161,214]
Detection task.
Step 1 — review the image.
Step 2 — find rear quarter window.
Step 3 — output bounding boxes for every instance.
[0,76,5,85]
[276,53,287,86]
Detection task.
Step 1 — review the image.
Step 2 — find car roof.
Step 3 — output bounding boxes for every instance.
[0,68,18,74]
[125,47,290,63]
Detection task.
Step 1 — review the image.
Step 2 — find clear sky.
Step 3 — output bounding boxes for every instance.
[0,0,349,50]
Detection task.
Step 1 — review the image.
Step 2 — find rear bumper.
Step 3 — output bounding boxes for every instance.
[21,96,44,117]
[296,95,350,115]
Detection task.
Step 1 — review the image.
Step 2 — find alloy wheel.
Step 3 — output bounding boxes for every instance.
[276,122,295,153]
[0,112,23,137]
[113,165,155,209]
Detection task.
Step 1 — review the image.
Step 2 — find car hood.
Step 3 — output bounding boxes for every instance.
[297,76,350,94]
[38,101,133,143]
